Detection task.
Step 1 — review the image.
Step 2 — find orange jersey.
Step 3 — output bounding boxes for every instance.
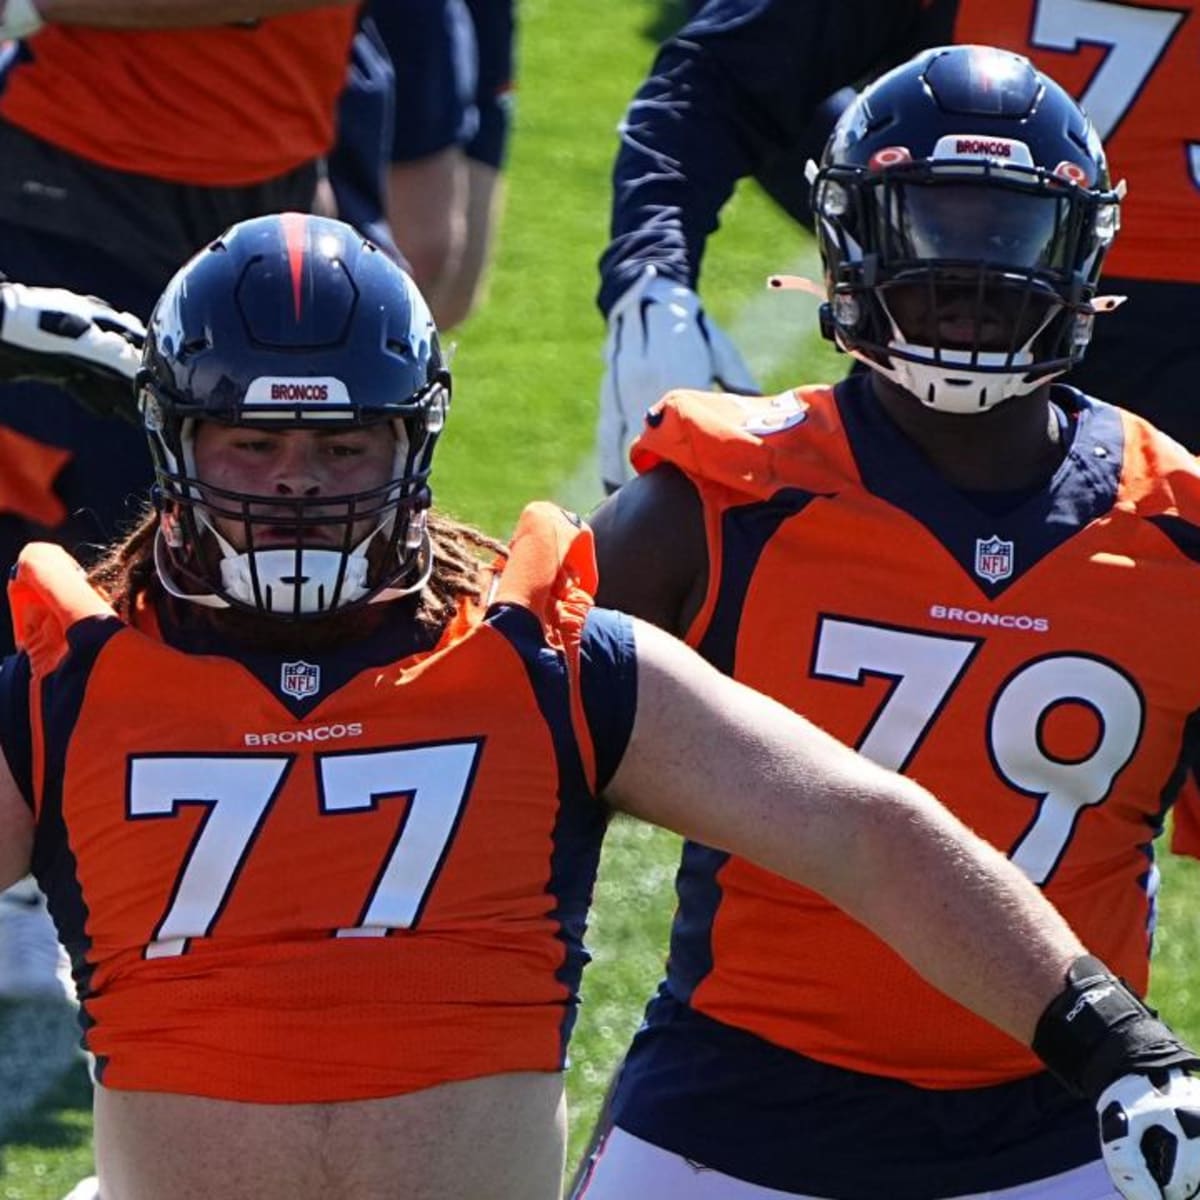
[8,504,633,1103]
[631,380,1200,1089]
[0,9,357,185]
[948,0,1200,283]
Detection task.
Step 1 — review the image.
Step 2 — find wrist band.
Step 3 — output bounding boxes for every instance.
[1033,955,1200,1099]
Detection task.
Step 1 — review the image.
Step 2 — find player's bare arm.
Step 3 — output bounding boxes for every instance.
[606,616,1083,1048]
[605,616,1200,1200]
[14,0,355,31]
[590,463,708,637]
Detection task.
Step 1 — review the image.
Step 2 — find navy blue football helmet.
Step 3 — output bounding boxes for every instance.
[810,45,1121,413]
[138,213,449,618]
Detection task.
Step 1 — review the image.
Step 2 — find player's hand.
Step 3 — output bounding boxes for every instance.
[0,283,145,423]
[1098,1069,1200,1199]
[0,0,44,40]
[598,267,758,490]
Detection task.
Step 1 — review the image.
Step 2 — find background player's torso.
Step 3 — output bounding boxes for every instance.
[0,9,358,185]
[657,381,1200,1087]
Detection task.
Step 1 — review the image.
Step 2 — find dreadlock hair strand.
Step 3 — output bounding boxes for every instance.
[87,507,508,635]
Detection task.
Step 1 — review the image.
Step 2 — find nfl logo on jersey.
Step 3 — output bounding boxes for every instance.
[974,535,1014,583]
[280,660,321,699]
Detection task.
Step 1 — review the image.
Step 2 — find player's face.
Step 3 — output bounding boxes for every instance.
[881,274,1046,354]
[192,422,398,552]
[877,182,1068,354]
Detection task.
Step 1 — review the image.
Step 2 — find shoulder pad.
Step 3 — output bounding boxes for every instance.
[1117,410,1200,522]
[8,542,116,675]
[493,502,598,630]
[630,386,855,500]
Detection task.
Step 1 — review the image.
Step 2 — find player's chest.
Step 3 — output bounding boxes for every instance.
[56,629,572,861]
[701,496,1200,872]
[50,631,585,945]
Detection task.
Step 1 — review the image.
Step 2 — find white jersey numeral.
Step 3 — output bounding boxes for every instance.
[128,741,481,958]
[1031,0,1184,141]
[812,618,1144,884]
[319,744,478,937]
[991,655,1141,883]
[812,617,980,771]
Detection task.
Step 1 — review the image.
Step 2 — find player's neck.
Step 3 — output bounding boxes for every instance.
[158,590,430,656]
[870,375,1066,493]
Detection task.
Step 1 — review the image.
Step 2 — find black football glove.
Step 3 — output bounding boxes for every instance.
[1035,956,1200,1200]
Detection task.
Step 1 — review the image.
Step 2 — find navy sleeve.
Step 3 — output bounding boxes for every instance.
[0,652,33,812]
[328,16,409,268]
[463,0,516,169]
[579,607,638,795]
[598,0,927,313]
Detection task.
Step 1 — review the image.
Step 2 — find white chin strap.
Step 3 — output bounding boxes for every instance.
[153,530,372,614]
[855,294,1067,414]
[218,526,435,613]
[861,339,1056,414]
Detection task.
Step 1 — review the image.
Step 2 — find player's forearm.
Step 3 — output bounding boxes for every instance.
[818,779,1084,1047]
[33,0,354,27]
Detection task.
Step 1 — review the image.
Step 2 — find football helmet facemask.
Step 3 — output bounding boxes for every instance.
[810,45,1121,414]
[138,213,449,619]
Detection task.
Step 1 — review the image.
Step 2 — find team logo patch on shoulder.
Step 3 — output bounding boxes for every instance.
[975,535,1014,583]
[281,660,321,699]
[736,392,809,435]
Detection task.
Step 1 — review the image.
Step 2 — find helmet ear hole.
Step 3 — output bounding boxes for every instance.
[140,213,450,618]
[812,44,1119,414]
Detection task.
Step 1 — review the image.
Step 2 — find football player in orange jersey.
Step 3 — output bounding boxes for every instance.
[0,0,365,1016]
[0,212,1197,1200]
[577,43,1200,1200]
[597,0,1200,489]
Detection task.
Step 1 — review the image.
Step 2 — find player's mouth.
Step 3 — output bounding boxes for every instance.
[253,526,342,549]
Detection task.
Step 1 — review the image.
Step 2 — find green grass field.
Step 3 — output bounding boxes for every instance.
[2,2,1199,1195]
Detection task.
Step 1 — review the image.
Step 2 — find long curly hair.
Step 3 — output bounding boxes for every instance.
[87,506,508,636]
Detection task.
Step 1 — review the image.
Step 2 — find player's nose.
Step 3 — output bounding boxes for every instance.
[270,434,323,496]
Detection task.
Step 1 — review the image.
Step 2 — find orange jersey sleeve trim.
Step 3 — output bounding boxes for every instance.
[631,387,861,643]
[631,387,858,503]
[10,542,117,821]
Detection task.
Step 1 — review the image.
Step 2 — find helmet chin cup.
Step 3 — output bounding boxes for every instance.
[872,344,1051,414]
[218,548,371,616]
